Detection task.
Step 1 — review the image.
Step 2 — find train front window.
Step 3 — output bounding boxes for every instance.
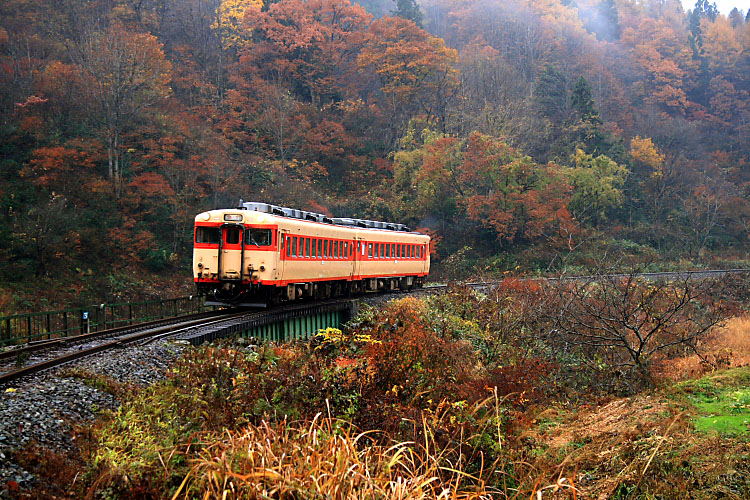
[245,229,271,247]
[196,227,219,244]
[225,227,241,244]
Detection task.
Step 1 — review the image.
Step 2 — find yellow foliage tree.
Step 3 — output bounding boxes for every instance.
[213,0,263,51]
[630,136,664,171]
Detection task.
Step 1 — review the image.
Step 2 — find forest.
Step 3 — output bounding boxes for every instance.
[1,0,749,310]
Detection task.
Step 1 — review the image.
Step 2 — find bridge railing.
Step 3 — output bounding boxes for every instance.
[0,296,205,347]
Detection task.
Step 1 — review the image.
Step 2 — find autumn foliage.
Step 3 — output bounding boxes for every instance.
[1,0,750,307]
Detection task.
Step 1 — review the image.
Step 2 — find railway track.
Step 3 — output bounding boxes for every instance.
[0,298,360,386]
[0,310,252,385]
[2,268,747,386]
[0,310,224,363]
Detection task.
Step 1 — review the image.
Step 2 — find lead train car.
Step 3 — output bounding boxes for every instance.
[193,202,430,306]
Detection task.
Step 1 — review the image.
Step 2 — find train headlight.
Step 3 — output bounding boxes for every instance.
[224,214,243,222]
[198,212,210,221]
[256,214,265,223]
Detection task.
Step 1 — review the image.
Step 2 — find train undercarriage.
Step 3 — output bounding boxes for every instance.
[197,276,424,308]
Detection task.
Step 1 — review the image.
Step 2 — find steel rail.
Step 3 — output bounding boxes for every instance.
[0,310,226,361]
[0,298,354,385]
[0,312,249,385]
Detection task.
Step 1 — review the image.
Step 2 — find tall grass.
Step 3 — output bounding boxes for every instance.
[177,413,501,500]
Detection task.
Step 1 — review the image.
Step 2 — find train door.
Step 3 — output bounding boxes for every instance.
[279,229,290,281]
[218,223,244,281]
[353,236,364,279]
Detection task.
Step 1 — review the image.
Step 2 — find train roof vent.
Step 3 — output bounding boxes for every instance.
[240,202,275,213]
[331,217,358,227]
[239,201,410,231]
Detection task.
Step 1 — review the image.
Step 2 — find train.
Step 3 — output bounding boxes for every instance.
[193,201,430,306]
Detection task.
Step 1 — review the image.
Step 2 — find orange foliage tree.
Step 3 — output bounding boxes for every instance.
[78,24,172,198]
[358,16,459,131]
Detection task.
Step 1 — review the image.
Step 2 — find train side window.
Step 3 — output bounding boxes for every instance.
[195,227,219,244]
[311,238,317,258]
[303,238,308,258]
[317,239,321,258]
[286,236,291,257]
[344,241,349,258]
[386,244,390,258]
[417,245,422,259]
[367,243,372,258]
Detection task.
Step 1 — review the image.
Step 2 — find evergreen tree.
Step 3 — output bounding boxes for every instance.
[535,64,569,123]
[566,76,626,163]
[392,0,423,27]
[571,76,601,123]
[728,8,743,28]
[687,0,717,107]
[597,0,621,40]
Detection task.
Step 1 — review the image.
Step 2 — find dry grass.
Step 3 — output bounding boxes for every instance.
[523,395,698,499]
[175,414,504,500]
[653,315,750,381]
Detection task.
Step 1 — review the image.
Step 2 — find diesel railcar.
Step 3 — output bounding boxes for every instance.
[193,202,430,306]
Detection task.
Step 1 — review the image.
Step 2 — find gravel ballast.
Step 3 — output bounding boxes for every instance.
[0,340,188,497]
